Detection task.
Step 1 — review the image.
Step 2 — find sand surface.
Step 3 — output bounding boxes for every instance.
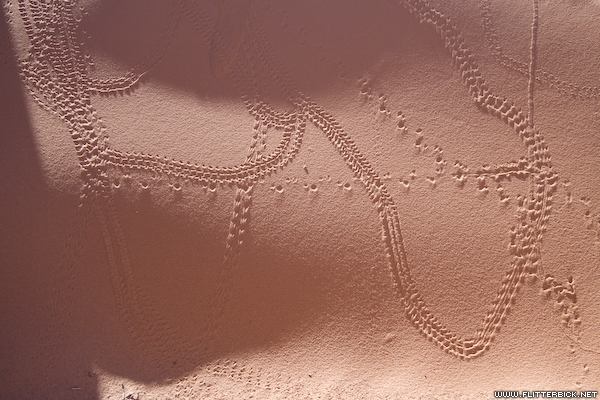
[1,0,600,398]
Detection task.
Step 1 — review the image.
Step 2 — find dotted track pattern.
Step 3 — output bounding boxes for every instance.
[480,0,600,100]
[10,0,580,371]
[397,0,566,358]
[86,4,180,95]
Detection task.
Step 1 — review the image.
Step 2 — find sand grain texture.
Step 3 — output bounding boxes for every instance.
[1,0,599,398]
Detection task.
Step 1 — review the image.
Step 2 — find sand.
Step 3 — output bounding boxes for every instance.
[1,0,599,398]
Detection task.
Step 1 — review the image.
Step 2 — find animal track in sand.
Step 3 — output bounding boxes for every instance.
[9,0,594,379]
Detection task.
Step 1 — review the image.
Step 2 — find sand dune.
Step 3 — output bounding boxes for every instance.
[1,0,599,398]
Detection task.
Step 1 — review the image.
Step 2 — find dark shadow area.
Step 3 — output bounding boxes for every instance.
[81,0,443,101]
[92,189,344,381]
[0,8,102,399]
